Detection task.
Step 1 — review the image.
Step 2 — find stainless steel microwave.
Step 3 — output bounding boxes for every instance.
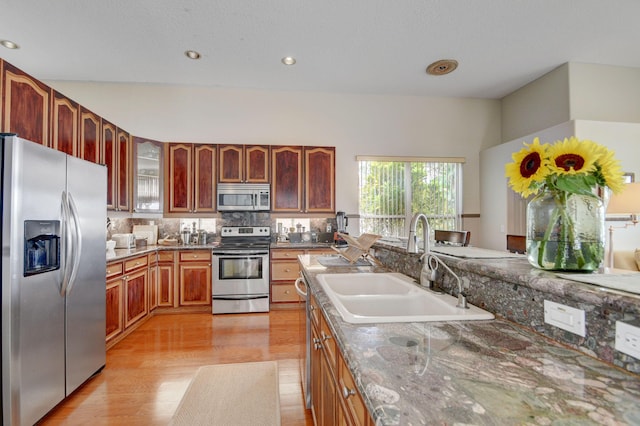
[217,183,270,211]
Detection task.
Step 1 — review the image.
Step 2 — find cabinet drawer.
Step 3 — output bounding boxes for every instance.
[106,261,123,278]
[271,261,300,281]
[271,283,300,303]
[271,249,305,260]
[179,251,211,262]
[307,248,335,256]
[158,251,175,262]
[125,255,148,272]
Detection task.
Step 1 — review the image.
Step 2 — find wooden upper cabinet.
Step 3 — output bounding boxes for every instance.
[305,147,335,213]
[80,107,101,163]
[218,144,269,183]
[2,62,51,146]
[103,121,117,210]
[166,143,216,214]
[194,144,217,212]
[271,146,303,212]
[102,122,131,211]
[116,129,131,211]
[51,91,79,156]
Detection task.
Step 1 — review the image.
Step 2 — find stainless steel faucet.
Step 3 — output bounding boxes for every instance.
[407,213,430,254]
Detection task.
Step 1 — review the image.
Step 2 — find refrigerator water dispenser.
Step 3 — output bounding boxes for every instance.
[24,220,60,276]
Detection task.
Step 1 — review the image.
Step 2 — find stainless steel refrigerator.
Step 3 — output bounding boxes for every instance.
[1,134,107,426]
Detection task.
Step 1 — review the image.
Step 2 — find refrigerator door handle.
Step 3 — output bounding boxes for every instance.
[65,192,83,295]
[60,191,72,295]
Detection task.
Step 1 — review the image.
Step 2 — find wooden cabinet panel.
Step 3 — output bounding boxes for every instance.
[105,277,123,344]
[52,91,79,156]
[271,283,298,302]
[305,146,335,213]
[149,258,158,312]
[157,264,175,307]
[338,353,370,426]
[271,261,300,281]
[271,146,303,212]
[219,144,269,183]
[124,255,148,272]
[124,269,148,328]
[106,261,123,278]
[179,263,212,306]
[116,129,131,211]
[194,144,216,212]
[271,145,336,213]
[166,143,192,213]
[2,63,51,146]
[218,144,243,183]
[103,121,117,210]
[245,145,269,183]
[179,250,211,262]
[166,143,216,214]
[80,107,101,163]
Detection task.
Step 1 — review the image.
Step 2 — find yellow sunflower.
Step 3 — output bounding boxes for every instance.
[547,137,597,175]
[505,138,550,197]
[593,144,625,194]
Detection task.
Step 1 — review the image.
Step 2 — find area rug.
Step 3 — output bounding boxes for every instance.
[170,361,281,426]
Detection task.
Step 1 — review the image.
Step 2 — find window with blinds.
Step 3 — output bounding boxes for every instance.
[357,156,464,237]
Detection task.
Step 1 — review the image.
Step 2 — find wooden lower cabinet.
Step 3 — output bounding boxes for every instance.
[156,251,176,307]
[270,247,335,307]
[106,255,149,348]
[178,250,212,306]
[310,294,372,426]
[105,276,123,344]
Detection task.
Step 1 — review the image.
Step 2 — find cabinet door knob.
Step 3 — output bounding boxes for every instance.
[321,332,331,341]
[284,290,290,294]
[342,386,356,399]
[285,268,291,272]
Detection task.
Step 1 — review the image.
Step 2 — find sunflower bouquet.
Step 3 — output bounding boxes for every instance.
[505,136,624,271]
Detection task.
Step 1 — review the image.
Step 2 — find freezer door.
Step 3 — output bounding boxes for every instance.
[64,155,107,394]
[2,137,67,426]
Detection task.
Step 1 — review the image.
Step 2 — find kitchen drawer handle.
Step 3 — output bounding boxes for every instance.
[285,268,291,272]
[321,331,331,341]
[342,386,356,399]
[284,290,290,294]
[313,338,322,350]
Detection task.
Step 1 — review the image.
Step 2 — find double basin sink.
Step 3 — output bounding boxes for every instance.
[317,272,494,324]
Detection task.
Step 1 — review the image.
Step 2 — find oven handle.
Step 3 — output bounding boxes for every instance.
[213,295,269,301]
[212,250,270,256]
[294,275,307,298]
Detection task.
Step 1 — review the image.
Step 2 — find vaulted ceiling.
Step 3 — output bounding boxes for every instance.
[3,0,640,99]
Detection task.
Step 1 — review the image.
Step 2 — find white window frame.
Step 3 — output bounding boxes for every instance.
[357,156,464,238]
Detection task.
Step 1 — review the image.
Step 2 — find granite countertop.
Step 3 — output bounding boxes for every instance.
[106,244,217,262]
[299,254,640,425]
[106,241,338,262]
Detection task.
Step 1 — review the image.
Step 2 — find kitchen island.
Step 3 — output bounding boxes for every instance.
[299,254,640,425]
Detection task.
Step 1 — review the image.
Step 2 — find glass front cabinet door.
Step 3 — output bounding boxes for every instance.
[134,137,163,213]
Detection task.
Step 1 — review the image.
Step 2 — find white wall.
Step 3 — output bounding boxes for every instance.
[47,80,501,233]
[481,120,640,252]
[501,64,570,143]
[479,122,575,250]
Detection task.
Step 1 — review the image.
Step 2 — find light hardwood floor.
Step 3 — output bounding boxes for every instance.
[42,310,314,425]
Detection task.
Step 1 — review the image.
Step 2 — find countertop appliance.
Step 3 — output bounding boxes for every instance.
[217,183,270,211]
[211,226,270,314]
[1,134,107,426]
[335,211,349,246]
[111,233,136,249]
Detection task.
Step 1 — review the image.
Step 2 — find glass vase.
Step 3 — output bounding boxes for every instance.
[526,189,605,271]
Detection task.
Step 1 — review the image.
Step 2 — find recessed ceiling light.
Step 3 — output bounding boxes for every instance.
[426,59,458,76]
[1,40,20,50]
[185,50,201,60]
[281,56,296,65]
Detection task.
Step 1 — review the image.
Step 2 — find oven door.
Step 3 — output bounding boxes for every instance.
[212,250,270,314]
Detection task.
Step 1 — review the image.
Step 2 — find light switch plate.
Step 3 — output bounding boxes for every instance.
[543,300,585,337]
[615,321,640,359]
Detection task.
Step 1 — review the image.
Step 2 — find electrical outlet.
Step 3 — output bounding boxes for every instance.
[615,321,640,359]
[543,300,585,337]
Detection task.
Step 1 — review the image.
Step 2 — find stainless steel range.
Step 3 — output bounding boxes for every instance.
[211,226,271,314]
